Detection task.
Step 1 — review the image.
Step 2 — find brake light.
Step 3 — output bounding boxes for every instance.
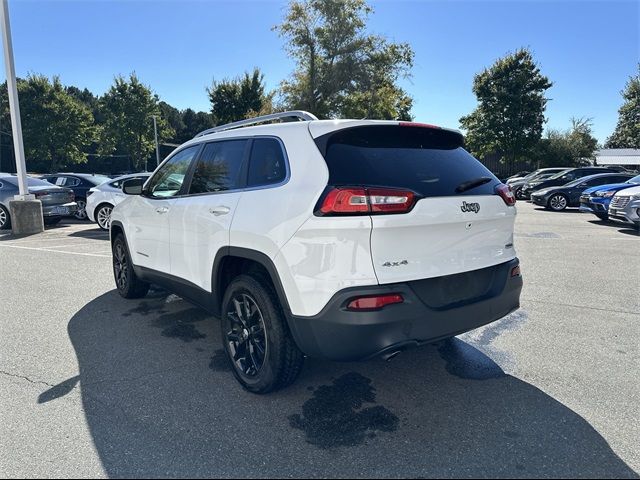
[320,187,368,214]
[399,121,441,129]
[495,184,516,206]
[347,294,404,311]
[318,187,416,215]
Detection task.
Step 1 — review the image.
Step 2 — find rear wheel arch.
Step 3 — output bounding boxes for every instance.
[212,247,292,318]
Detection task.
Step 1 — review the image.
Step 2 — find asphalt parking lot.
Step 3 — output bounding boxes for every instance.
[1,202,638,478]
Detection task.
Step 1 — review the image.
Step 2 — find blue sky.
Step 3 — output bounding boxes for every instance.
[2,0,638,143]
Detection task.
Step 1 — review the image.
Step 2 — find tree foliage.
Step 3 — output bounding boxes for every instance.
[460,48,553,168]
[605,65,640,149]
[99,73,173,170]
[0,75,96,172]
[533,117,598,168]
[208,68,274,125]
[274,0,414,120]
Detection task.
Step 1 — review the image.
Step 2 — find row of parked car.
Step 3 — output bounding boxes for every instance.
[506,167,640,230]
[0,171,150,230]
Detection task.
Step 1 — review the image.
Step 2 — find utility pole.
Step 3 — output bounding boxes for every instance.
[151,115,160,172]
[1,0,43,233]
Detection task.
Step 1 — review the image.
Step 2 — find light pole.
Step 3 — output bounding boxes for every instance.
[151,115,160,172]
[0,0,43,233]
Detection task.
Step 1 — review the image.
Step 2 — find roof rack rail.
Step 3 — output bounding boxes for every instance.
[194,110,318,138]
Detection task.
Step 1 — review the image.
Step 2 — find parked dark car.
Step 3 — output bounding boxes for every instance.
[0,175,77,229]
[40,173,110,220]
[521,167,621,199]
[530,173,636,211]
[507,167,571,199]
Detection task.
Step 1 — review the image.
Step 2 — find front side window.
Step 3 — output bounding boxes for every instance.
[247,138,286,187]
[146,146,199,198]
[189,140,248,194]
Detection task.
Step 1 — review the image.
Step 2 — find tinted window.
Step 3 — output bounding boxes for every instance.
[247,138,286,187]
[317,126,499,197]
[84,175,110,186]
[189,140,247,194]
[147,146,199,198]
[2,177,56,187]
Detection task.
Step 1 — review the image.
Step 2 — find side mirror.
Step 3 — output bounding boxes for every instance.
[122,178,144,195]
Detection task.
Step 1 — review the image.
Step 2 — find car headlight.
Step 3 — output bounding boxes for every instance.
[595,191,615,198]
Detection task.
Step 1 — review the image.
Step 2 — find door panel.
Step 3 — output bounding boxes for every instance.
[169,139,249,291]
[126,196,174,273]
[169,193,242,290]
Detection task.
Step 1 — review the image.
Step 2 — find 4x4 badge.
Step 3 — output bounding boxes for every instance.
[461,201,480,213]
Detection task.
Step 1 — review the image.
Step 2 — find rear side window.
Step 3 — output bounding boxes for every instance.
[189,139,248,194]
[316,125,500,197]
[247,138,286,187]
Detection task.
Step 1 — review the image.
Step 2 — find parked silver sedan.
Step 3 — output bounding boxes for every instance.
[0,175,77,229]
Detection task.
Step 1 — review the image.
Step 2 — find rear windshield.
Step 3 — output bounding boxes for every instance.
[315,125,500,197]
[1,176,54,187]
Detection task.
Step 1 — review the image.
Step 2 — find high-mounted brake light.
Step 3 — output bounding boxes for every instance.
[347,294,404,311]
[495,184,516,206]
[318,187,417,216]
[399,121,441,129]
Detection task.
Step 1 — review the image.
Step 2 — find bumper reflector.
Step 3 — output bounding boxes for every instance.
[511,265,521,277]
[347,294,404,311]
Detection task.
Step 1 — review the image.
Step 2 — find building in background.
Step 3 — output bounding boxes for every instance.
[596,149,640,170]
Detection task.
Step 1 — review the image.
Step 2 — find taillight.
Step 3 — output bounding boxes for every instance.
[69,192,75,202]
[347,294,404,311]
[34,192,45,199]
[495,184,516,206]
[317,187,417,216]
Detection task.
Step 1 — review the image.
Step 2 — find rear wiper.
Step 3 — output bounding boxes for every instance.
[455,176,493,193]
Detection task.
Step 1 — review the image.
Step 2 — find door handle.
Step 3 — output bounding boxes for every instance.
[156,206,169,214]
[209,206,231,216]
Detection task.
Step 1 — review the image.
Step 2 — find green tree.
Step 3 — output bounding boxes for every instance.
[532,118,598,168]
[207,68,274,125]
[158,101,185,143]
[0,75,96,172]
[274,0,414,120]
[605,65,640,149]
[460,48,553,170]
[99,73,173,170]
[180,108,214,142]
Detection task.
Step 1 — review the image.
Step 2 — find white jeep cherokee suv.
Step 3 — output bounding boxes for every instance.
[110,111,522,393]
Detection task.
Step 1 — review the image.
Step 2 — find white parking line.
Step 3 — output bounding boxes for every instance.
[0,244,110,258]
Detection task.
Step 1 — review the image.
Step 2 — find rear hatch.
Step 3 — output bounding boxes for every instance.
[311,123,517,284]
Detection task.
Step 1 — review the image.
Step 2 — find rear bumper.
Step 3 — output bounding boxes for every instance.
[42,202,78,217]
[288,258,522,361]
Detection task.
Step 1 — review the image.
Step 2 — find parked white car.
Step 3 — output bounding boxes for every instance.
[110,111,522,393]
[86,173,151,230]
[608,185,640,230]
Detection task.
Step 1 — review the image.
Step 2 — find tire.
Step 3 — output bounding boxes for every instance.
[221,274,304,394]
[515,187,524,200]
[44,217,61,226]
[0,204,10,230]
[548,193,568,211]
[74,198,88,220]
[112,234,150,299]
[96,204,113,231]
